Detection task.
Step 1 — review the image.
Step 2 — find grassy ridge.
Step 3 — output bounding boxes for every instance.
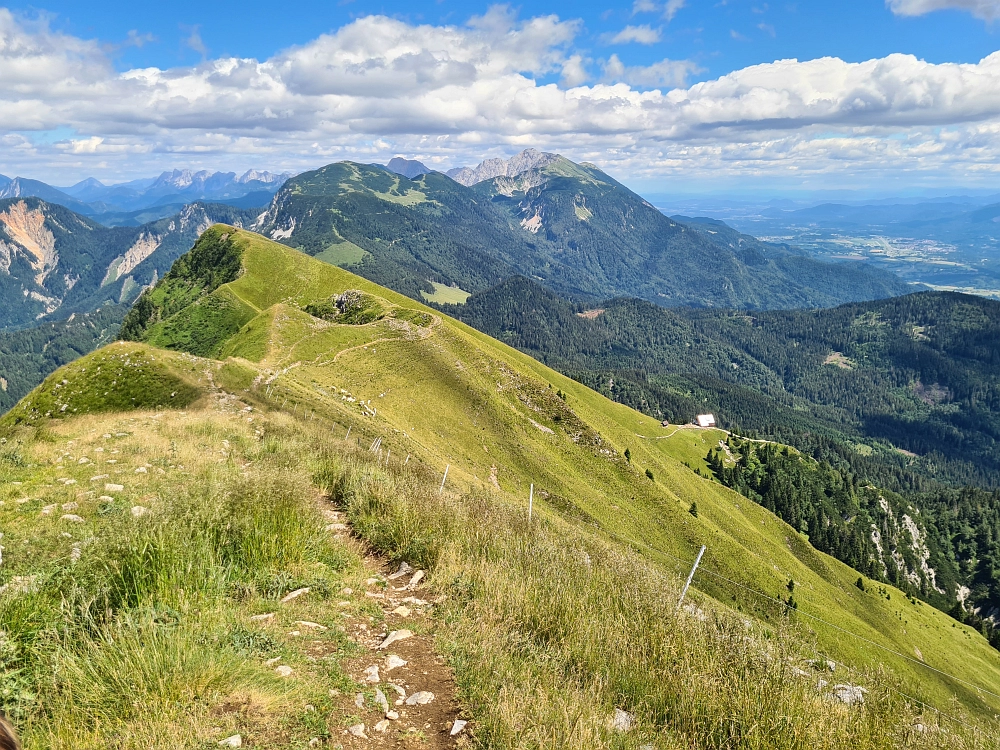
[5,226,1000,741]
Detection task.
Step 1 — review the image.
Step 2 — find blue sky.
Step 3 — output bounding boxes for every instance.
[19,1,1000,76]
[2,1,1000,192]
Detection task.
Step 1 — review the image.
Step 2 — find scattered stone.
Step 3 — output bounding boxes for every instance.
[70,545,82,562]
[355,693,365,708]
[342,587,354,595]
[274,665,293,677]
[405,691,435,706]
[385,710,399,721]
[218,735,242,748]
[392,606,411,618]
[40,504,57,516]
[387,683,406,698]
[90,475,109,482]
[98,496,114,502]
[374,688,390,714]
[400,596,428,606]
[105,483,124,492]
[385,654,407,672]
[407,570,425,588]
[387,562,413,580]
[450,719,468,736]
[308,738,321,747]
[363,665,381,683]
[280,587,310,603]
[61,502,79,511]
[130,506,150,518]
[64,479,77,485]
[374,719,390,733]
[610,709,634,733]
[265,657,282,666]
[295,620,327,630]
[347,723,368,739]
[379,629,413,649]
[78,457,90,464]
[135,467,147,474]
[831,684,867,706]
[60,514,85,524]
[366,577,380,586]
[325,523,348,531]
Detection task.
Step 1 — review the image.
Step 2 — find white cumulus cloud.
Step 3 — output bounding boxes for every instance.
[1,5,1000,188]
[605,25,662,45]
[887,0,1000,20]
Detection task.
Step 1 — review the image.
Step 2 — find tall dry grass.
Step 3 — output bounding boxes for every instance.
[322,450,996,750]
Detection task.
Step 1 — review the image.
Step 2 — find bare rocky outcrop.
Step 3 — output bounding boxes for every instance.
[447,148,559,186]
[0,200,57,285]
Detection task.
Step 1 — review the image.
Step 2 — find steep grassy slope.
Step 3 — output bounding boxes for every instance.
[253,158,909,310]
[58,225,999,725]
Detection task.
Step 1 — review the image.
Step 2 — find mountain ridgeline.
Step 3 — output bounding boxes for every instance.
[253,152,910,309]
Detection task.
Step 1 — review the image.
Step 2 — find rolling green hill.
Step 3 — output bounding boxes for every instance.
[253,155,910,309]
[5,225,999,745]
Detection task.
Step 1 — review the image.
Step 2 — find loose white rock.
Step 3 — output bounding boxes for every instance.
[450,719,468,736]
[363,665,381,683]
[610,709,634,733]
[250,613,274,623]
[347,723,367,739]
[405,691,435,706]
[407,570,425,588]
[392,605,411,618]
[60,514,85,524]
[379,629,413,649]
[90,475,109,482]
[355,693,365,708]
[40,504,57,516]
[135,466,147,474]
[387,562,413,580]
[280,587,310,603]
[295,620,327,630]
[385,710,399,720]
[61,502,78,511]
[274,665,293,677]
[385,654,407,671]
[218,735,242,748]
[374,719,390,733]
[130,506,150,518]
[831,684,867,706]
[374,687,390,714]
[105,483,124,492]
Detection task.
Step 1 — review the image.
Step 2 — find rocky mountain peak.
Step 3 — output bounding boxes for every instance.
[446,148,559,187]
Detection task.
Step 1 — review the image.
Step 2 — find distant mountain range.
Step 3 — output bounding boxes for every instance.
[0,169,291,226]
[263,149,910,309]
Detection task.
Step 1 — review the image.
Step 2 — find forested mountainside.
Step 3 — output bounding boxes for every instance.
[444,277,1000,636]
[0,304,126,413]
[451,278,1000,488]
[253,155,910,309]
[0,199,258,329]
[7,225,999,745]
